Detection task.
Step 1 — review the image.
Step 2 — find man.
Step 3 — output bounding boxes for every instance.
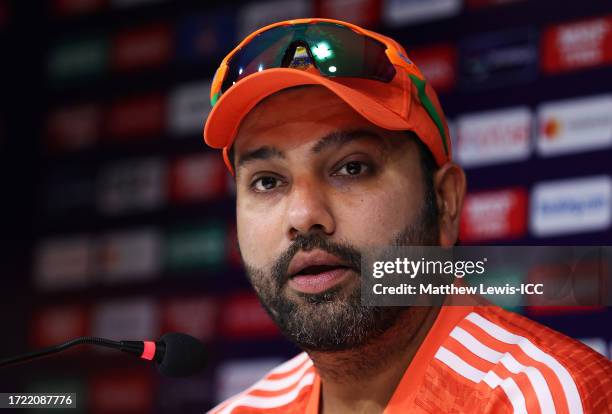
[203,18,611,414]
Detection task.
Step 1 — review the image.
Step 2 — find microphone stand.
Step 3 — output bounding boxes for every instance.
[0,337,165,368]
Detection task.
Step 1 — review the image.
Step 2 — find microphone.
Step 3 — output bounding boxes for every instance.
[0,332,207,377]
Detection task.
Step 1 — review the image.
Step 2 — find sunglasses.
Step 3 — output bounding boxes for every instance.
[210,18,420,107]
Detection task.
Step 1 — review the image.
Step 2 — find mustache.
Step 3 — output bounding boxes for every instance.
[270,233,362,287]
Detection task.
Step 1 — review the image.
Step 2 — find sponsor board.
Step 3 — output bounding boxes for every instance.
[537,94,612,157]
[47,36,108,83]
[161,296,217,341]
[34,236,93,290]
[106,93,166,139]
[46,103,102,152]
[215,358,284,403]
[456,106,532,167]
[31,304,89,348]
[91,298,158,340]
[168,81,212,136]
[177,12,236,61]
[169,153,226,202]
[530,175,611,237]
[219,293,280,339]
[237,0,312,40]
[166,222,227,271]
[112,24,173,71]
[97,158,166,215]
[542,15,612,74]
[459,27,538,90]
[314,0,380,28]
[383,0,461,27]
[98,228,162,282]
[409,44,457,93]
[460,187,527,242]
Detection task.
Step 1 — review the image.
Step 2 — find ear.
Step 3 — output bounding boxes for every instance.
[433,163,466,247]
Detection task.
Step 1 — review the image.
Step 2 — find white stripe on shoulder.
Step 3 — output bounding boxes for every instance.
[268,352,310,376]
[450,326,556,414]
[206,353,311,414]
[435,346,527,414]
[483,371,528,414]
[465,312,583,414]
[217,372,315,414]
[254,360,314,391]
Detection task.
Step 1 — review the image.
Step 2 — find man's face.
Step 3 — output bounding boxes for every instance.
[232,86,440,351]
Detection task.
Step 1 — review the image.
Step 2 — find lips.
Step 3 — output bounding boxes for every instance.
[288,250,350,277]
[287,250,354,294]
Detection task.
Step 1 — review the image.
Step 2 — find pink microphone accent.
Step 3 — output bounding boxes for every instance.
[141,341,156,360]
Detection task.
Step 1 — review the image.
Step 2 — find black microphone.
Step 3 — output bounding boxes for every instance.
[0,332,207,377]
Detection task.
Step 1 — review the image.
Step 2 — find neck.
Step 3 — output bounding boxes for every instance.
[307,306,440,414]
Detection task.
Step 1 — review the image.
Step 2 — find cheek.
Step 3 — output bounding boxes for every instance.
[334,181,423,246]
[236,198,283,268]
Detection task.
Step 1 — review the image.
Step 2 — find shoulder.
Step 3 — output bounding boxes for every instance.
[435,306,612,414]
[207,352,316,414]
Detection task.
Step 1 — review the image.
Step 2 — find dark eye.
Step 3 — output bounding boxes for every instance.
[336,161,369,176]
[252,176,280,192]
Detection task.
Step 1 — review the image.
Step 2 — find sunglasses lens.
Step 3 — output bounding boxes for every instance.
[302,23,395,82]
[221,23,395,94]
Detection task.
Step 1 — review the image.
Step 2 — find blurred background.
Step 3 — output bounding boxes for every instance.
[0,0,611,412]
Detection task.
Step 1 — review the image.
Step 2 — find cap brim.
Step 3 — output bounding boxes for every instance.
[203,68,413,149]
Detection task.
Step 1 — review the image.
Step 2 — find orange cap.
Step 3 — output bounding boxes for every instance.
[203,19,452,174]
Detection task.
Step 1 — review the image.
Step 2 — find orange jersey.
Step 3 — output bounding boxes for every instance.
[208,305,612,414]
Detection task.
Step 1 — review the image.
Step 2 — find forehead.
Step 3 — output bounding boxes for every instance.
[233,85,391,153]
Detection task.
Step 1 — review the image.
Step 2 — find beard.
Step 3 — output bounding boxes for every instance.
[241,192,440,352]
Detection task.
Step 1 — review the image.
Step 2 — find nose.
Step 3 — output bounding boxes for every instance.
[285,176,335,240]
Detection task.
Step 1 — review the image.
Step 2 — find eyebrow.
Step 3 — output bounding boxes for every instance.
[236,146,285,169]
[236,129,383,170]
[311,129,382,153]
